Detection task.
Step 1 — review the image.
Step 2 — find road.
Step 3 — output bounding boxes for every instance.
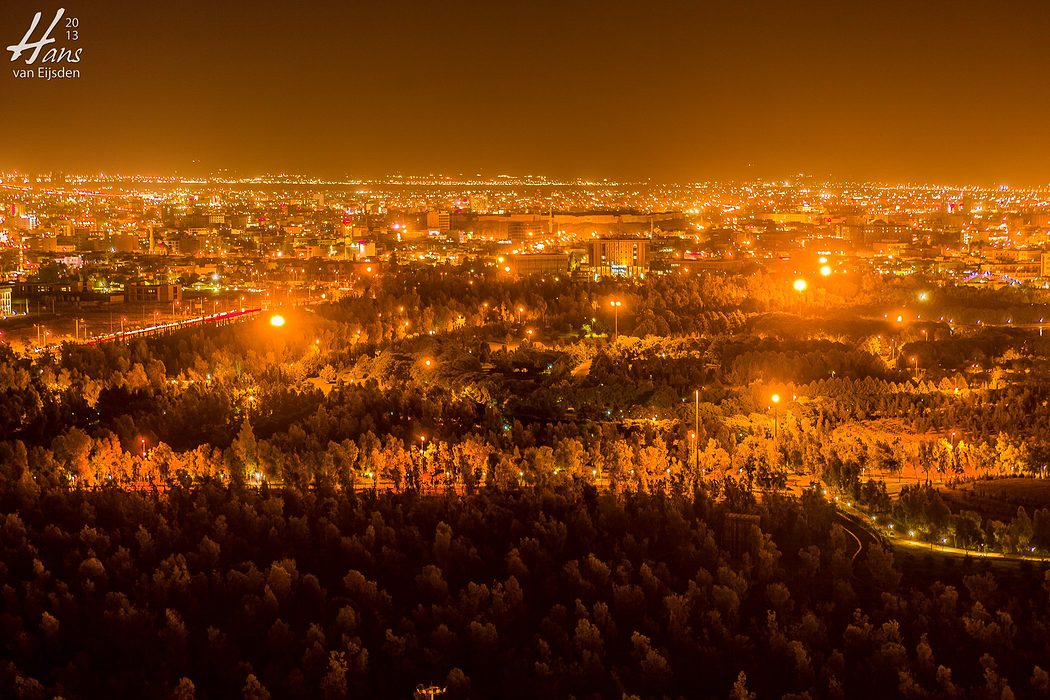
[834,500,1050,565]
[833,510,879,562]
[86,308,262,345]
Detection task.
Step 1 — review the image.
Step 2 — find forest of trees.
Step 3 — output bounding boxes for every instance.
[4,479,1050,700]
[3,263,1050,697]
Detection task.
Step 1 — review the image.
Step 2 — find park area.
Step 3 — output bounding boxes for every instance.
[940,477,1050,521]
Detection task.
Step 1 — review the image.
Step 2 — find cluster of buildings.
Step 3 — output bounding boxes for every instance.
[5,173,1050,323]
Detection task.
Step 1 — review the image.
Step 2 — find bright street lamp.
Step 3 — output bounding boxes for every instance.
[609,300,622,338]
[771,393,781,442]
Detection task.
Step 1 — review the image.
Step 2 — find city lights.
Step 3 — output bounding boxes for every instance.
[4,5,1050,695]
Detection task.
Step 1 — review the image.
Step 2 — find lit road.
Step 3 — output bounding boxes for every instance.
[887,533,1049,563]
[833,510,877,562]
[86,308,262,345]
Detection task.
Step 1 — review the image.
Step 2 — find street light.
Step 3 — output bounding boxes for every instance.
[771,393,781,442]
[609,300,622,338]
[269,314,286,328]
[792,279,807,316]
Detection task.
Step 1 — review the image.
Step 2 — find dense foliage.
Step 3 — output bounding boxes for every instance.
[3,481,1050,700]
[4,264,1050,698]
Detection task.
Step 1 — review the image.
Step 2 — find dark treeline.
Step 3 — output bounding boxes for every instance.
[3,479,1050,700]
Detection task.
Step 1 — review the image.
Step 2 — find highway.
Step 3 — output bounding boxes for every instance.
[85,307,262,345]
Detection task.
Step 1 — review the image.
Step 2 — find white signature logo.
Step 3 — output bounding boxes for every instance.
[7,8,81,65]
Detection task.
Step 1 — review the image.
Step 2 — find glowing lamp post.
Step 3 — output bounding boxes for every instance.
[609,300,622,338]
[771,393,781,442]
[792,279,807,316]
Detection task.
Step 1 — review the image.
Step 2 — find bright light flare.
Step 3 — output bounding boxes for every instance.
[269,314,286,328]
[793,278,808,292]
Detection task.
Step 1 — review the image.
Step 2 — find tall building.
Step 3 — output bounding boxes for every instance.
[426,210,451,233]
[588,237,650,277]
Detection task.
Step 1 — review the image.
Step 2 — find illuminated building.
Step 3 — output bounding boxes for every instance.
[505,253,569,277]
[588,237,650,277]
[125,282,182,304]
[426,210,451,233]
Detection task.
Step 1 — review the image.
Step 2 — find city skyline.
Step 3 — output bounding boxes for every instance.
[5,0,1050,184]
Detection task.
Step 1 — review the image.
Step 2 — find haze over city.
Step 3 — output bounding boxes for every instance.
[5,0,1050,183]
[7,2,1050,700]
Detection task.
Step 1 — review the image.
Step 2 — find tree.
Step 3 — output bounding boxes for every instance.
[729,671,756,700]
[230,419,258,482]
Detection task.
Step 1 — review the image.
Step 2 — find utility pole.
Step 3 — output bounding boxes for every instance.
[694,388,700,474]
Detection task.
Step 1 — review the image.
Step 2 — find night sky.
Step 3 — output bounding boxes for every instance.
[3,0,1050,183]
